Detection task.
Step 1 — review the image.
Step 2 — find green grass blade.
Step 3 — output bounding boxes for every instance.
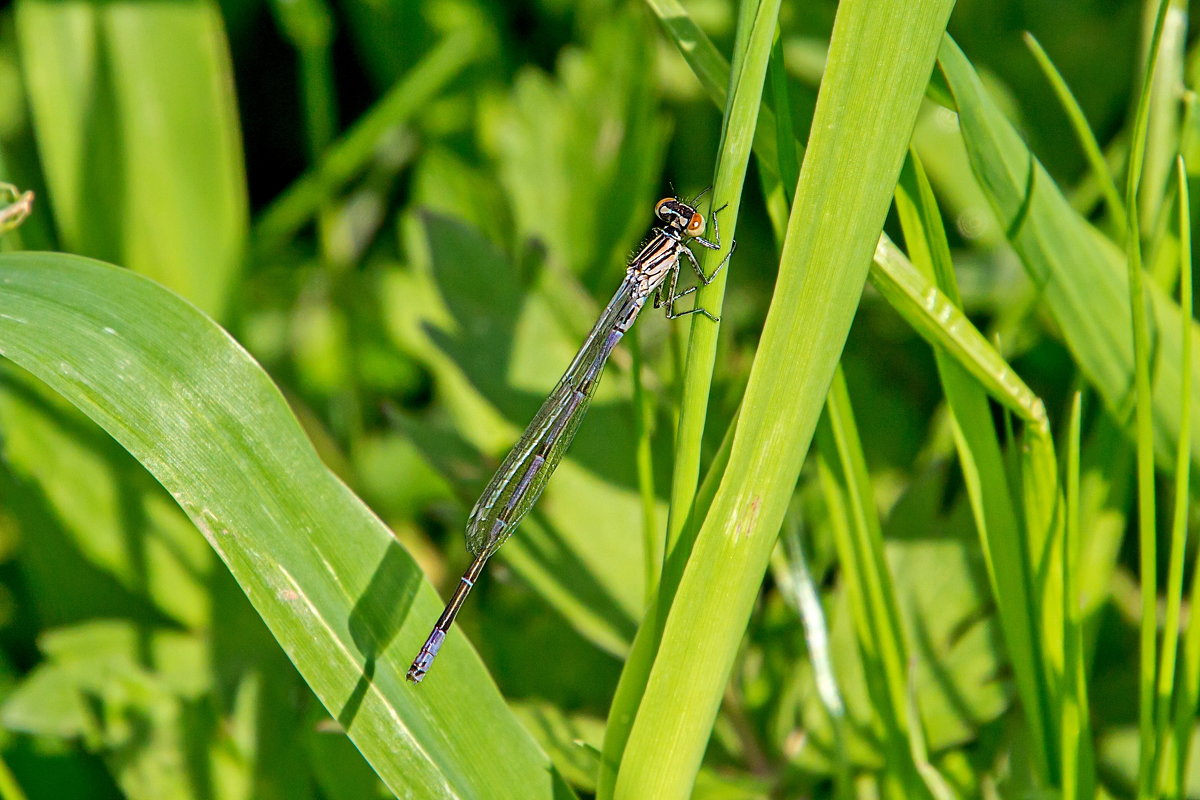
[798,152,975,800]
[1173,465,1200,795]
[767,33,800,207]
[15,0,248,320]
[641,0,780,174]
[629,329,662,605]
[905,665,956,800]
[771,42,947,791]
[815,370,920,796]
[0,252,570,799]
[1062,393,1095,800]
[870,235,1047,430]
[1019,417,1065,708]
[1022,32,1127,235]
[645,0,1048,437]
[896,152,1055,783]
[610,1,955,796]
[1159,156,1193,797]
[1125,5,1171,796]
[664,0,778,562]
[1136,0,1188,237]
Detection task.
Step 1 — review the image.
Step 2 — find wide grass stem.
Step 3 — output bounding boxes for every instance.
[1126,3,1172,795]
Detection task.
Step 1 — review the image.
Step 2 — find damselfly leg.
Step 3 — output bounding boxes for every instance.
[656,203,737,321]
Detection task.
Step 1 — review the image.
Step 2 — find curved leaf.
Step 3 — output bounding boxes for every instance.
[0,252,568,800]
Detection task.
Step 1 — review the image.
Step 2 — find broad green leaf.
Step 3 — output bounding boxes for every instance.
[0,374,212,628]
[7,0,249,668]
[306,710,392,800]
[690,770,771,800]
[0,252,569,799]
[15,0,247,320]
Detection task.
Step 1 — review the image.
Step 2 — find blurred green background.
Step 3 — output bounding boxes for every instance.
[0,0,1191,797]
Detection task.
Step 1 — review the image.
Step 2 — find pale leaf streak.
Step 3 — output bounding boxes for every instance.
[732,496,762,543]
[319,552,353,598]
[275,564,461,799]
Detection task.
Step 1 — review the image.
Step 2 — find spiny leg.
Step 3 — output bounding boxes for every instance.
[664,267,698,305]
[666,304,719,323]
[663,257,682,308]
[662,257,719,322]
[681,238,736,287]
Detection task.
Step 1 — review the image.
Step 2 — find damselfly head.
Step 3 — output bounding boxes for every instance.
[654,197,706,237]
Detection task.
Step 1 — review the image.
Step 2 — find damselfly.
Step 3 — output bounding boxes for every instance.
[406,193,735,682]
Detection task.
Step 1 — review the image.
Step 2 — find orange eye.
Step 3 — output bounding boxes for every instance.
[687,213,705,235]
[655,198,673,218]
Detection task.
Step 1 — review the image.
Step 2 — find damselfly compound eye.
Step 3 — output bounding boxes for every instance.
[655,197,674,219]
[686,212,705,236]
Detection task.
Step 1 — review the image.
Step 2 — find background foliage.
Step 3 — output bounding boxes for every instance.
[0,0,1196,798]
